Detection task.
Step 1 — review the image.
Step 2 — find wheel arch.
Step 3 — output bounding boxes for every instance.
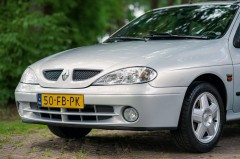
[173,73,227,152]
[187,73,227,111]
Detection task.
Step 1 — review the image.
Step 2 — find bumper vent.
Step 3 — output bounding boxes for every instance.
[73,70,101,81]
[43,70,63,81]
[28,103,115,122]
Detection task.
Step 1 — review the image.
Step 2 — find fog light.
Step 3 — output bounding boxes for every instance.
[123,107,139,122]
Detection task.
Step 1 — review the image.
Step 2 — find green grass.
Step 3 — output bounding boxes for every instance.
[0,105,19,121]
[0,106,46,135]
[0,119,47,153]
[0,120,46,135]
[0,136,11,149]
[72,149,88,159]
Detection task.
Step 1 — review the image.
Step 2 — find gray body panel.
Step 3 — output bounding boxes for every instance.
[15,2,240,129]
[16,83,186,129]
[31,40,231,89]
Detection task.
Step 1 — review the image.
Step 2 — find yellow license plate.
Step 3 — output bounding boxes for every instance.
[37,94,84,109]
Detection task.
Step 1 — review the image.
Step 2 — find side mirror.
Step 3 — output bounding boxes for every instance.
[233,25,240,48]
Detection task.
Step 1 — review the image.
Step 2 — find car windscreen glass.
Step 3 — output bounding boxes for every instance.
[107,5,239,41]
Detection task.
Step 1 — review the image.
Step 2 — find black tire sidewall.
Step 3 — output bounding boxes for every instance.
[48,125,92,139]
[185,82,225,152]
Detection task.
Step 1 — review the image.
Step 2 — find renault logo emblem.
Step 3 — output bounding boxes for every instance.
[62,70,69,81]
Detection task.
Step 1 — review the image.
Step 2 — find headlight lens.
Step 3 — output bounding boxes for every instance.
[20,68,38,84]
[93,67,157,85]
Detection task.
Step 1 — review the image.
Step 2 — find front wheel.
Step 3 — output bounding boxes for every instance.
[48,125,92,139]
[171,82,225,152]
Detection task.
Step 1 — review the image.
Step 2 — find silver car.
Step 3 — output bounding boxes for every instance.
[15,2,240,152]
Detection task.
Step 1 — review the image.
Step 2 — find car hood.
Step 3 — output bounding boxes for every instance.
[30,39,231,88]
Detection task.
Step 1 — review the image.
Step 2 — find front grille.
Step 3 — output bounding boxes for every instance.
[73,70,101,81]
[43,70,63,81]
[28,103,115,122]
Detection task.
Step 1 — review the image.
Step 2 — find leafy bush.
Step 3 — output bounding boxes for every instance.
[0,0,126,106]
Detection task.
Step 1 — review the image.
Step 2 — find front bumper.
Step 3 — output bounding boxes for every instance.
[15,83,187,130]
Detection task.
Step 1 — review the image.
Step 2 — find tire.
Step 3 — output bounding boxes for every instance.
[171,82,225,153]
[48,125,92,139]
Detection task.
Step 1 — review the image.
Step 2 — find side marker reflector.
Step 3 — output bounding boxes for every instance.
[227,74,233,82]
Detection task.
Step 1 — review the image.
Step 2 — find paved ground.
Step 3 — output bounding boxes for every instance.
[1,123,240,159]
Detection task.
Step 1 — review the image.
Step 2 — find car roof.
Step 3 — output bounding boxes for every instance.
[152,1,240,12]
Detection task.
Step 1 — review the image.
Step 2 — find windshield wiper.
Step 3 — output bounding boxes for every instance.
[144,33,209,40]
[106,36,147,43]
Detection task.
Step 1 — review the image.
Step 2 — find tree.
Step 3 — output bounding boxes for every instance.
[181,0,189,4]
[151,0,159,9]
[0,0,127,106]
[168,0,175,6]
[0,0,221,106]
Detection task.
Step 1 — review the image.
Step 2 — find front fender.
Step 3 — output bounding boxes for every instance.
[148,65,234,110]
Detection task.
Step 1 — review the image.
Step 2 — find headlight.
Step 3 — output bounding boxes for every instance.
[93,67,157,85]
[20,68,38,84]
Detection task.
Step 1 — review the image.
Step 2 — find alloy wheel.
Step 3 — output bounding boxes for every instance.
[191,92,220,143]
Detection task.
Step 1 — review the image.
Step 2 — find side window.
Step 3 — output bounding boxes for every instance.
[233,24,240,48]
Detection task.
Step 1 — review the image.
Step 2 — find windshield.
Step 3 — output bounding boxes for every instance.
[108,4,239,41]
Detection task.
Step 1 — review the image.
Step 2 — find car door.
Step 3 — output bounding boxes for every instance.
[229,12,240,113]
